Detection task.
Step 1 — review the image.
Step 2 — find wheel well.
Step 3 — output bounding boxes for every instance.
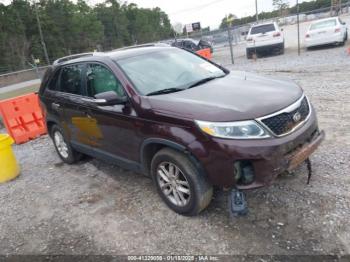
[46,121,56,136]
[142,143,166,174]
[141,141,206,178]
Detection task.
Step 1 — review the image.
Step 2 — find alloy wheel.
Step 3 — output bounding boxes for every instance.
[54,131,69,159]
[156,162,191,207]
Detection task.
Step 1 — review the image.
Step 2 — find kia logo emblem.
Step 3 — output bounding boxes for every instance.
[293,112,301,122]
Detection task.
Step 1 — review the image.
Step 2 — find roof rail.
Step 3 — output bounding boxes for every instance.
[113,43,169,52]
[53,52,96,65]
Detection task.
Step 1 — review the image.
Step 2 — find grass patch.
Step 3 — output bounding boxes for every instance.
[0,84,40,101]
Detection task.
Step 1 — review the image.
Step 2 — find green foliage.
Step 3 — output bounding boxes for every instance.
[0,0,174,73]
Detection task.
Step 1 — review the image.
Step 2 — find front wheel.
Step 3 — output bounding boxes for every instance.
[151,148,213,216]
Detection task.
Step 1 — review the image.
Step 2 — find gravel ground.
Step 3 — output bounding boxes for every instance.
[0,43,350,257]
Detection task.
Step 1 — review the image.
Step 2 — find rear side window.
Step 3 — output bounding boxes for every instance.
[250,24,275,34]
[47,69,61,91]
[310,19,337,30]
[86,64,125,97]
[60,64,84,95]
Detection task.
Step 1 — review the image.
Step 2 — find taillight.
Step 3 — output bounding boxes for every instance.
[273,32,281,37]
[305,34,310,38]
[335,28,341,33]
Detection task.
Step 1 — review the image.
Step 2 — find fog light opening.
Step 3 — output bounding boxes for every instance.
[234,160,255,185]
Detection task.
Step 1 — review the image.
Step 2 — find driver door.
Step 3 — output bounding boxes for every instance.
[81,62,141,163]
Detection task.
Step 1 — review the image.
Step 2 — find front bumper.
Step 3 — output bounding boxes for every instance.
[188,110,324,189]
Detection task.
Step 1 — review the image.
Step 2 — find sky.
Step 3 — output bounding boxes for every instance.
[1,0,311,29]
[107,0,309,29]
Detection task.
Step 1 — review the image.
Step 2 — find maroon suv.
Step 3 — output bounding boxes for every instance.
[39,45,324,216]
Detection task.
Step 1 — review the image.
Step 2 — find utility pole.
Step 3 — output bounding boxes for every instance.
[297,0,300,56]
[34,1,50,65]
[226,15,234,64]
[255,0,259,22]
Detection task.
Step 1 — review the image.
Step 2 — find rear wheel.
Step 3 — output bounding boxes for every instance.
[151,148,213,216]
[51,125,82,164]
[280,43,285,55]
[246,49,253,59]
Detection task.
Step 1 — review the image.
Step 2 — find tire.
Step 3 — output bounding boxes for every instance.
[280,43,285,55]
[51,124,82,164]
[151,148,213,216]
[246,50,252,59]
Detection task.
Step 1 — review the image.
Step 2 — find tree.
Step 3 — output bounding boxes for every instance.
[219,14,238,29]
[272,0,289,16]
[0,0,174,72]
[172,22,183,35]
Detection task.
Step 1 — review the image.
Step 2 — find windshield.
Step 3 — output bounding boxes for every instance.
[250,24,275,34]
[310,19,337,30]
[116,48,225,95]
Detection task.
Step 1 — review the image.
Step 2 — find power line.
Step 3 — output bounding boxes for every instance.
[169,0,228,15]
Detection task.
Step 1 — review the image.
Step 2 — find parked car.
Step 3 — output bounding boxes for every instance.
[305,17,348,49]
[39,45,324,216]
[246,22,285,59]
[172,38,213,53]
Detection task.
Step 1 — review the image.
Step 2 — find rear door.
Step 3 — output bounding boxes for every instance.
[56,63,94,146]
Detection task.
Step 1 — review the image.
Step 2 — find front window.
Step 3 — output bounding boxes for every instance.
[86,63,125,97]
[310,19,337,30]
[116,49,225,95]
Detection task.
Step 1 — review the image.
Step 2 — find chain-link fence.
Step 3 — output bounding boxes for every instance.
[163,3,350,65]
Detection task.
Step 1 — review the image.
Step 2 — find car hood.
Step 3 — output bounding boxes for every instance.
[147,71,303,122]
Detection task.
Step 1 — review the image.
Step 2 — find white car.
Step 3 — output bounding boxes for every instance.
[246,22,284,59]
[305,17,348,49]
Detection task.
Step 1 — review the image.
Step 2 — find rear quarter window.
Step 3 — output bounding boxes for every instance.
[47,69,61,91]
[250,24,276,34]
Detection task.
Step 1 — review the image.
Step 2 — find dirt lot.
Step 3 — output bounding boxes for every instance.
[0,44,350,257]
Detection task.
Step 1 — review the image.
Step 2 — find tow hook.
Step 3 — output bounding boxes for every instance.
[228,188,248,217]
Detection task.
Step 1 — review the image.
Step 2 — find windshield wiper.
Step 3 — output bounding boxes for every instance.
[186,75,225,89]
[147,88,184,96]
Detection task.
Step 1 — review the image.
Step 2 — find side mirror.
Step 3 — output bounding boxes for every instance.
[93,91,127,106]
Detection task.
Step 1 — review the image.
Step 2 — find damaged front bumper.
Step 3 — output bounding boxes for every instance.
[189,109,325,189]
[236,129,325,189]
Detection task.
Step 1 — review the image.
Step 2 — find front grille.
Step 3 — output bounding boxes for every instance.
[261,97,310,136]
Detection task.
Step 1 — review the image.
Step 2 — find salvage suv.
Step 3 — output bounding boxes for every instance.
[39,45,324,216]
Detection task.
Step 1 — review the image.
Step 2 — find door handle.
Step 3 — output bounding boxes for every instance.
[52,102,60,110]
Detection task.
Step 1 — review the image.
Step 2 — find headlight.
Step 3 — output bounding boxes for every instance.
[195,120,270,139]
